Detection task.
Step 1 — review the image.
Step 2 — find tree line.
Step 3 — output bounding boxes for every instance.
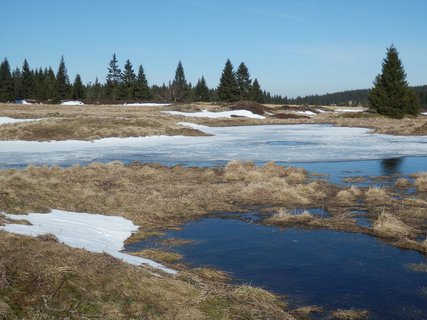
[0,55,265,104]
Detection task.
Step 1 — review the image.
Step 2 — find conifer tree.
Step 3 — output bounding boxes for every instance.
[45,67,57,101]
[135,65,151,100]
[194,76,210,101]
[106,53,121,100]
[120,59,136,100]
[171,61,188,102]
[369,45,420,118]
[55,55,71,101]
[0,58,15,102]
[12,67,23,100]
[72,74,85,100]
[21,59,34,99]
[217,59,238,102]
[236,62,252,100]
[250,78,264,103]
[33,67,47,101]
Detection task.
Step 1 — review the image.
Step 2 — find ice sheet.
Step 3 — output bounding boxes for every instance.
[0,210,176,274]
[0,124,426,167]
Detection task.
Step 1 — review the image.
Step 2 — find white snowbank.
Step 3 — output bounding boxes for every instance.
[0,210,176,274]
[334,107,367,113]
[22,100,32,105]
[421,112,427,116]
[0,117,42,125]
[123,103,171,107]
[294,111,316,115]
[61,101,85,106]
[163,109,265,119]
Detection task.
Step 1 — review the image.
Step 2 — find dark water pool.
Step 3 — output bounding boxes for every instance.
[126,216,427,319]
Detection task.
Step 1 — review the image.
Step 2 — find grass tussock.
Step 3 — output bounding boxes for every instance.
[373,211,413,238]
[129,249,183,263]
[413,172,427,192]
[268,209,314,224]
[0,231,295,320]
[330,309,369,320]
[334,186,362,206]
[395,178,411,189]
[124,230,165,244]
[407,262,427,272]
[364,187,391,206]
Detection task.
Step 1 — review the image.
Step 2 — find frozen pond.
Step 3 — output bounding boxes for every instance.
[0,124,426,171]
[126,215,427,319]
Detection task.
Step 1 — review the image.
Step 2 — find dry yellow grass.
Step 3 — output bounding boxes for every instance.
[334,186,362,206]
[330,309,369,320]
[0,231,295,319]
[364,187,391,206]
[395,178,411,189]
[373,211,413,238]
[1,103,426,142]
[413,172,427,192]
[268,209,314,224]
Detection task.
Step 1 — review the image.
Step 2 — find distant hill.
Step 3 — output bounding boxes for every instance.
[285,85,427,108]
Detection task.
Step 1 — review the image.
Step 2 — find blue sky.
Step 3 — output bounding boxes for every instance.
[1,0,426,97]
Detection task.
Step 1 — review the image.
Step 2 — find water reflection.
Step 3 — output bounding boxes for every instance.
[380,157,403,176]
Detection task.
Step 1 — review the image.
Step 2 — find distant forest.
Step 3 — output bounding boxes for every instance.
[0,55,426,108]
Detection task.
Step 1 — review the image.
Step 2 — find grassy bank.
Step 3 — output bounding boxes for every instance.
[0,103,426,141]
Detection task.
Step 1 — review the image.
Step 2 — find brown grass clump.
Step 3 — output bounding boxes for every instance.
[290,305,323,319]
[268,209,314,224]
[364,187,391,206]
[407,262,427,272]
[330,309,369,320]
[0,300,12,320]
[395,178,411,189]
[334,186,362,206]
[413,172,427,192]
[227,100,272,115]
[373,211,413,238]
[129,249,183,264]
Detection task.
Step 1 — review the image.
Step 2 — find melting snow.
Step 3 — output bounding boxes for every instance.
[421,112,427,116]
[60,101,85,106]
[123,103,171,107]
[334,107,368,113]
[0,117,42,125]
[0,124,426,166]
[0,210,176,274]
[163,109,265,119]
[294,111,316,115]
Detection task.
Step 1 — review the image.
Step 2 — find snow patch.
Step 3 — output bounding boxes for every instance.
[421,112,427,116]
[334,107,367,113]
[294,111,316,115]
[60,101,85,106]
[123,103,171,107]
[0,117,42,125]
[163,109,265,119]
[0,210,176,274]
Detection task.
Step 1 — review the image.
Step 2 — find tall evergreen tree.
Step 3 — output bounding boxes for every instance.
[45,67,57,101]
[217,59,238,102]
[0,58,15,102]
[55,55,70,101]
[21,59,34,99]
[171,61,188,102]
[72,74,85,100]
[12,67,23,100]
[105,53,122,100]
[33,67,47,101]
[120,59,136,100]
[250,78,264,103]
[369,45,420,118]
[236,62,252,100]
[135,65,151,100]
[194,76,210,102]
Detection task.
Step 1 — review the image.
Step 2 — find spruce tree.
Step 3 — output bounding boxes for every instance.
[21,59,34,99]
[33,67,47,101]
[369,45,420,118]
[0,58,15,102]
[217,59,238,102]
[236,62,252,100]
[250,78,264,103]
[135,65,151,100]
[55,55,71,101]
[72,74,85,100]
[120,59,137,100]
[171,61,188,102]
[106,53,122,100]
[12,67,23,100]
[45,67,57,101]
[194,76,210,101]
